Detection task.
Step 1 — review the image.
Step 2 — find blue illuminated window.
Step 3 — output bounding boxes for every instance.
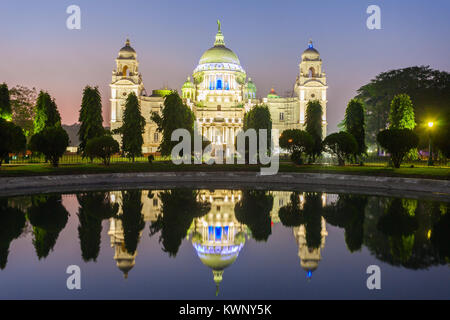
[216,79,222,90]
[225,81,229,90]
[208,226,214,240]
[215,226,222,241]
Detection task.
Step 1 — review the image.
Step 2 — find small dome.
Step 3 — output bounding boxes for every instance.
[302,40,320,60]
[182,76,195,89]
[118,39,136,59]
[267,88,280,99]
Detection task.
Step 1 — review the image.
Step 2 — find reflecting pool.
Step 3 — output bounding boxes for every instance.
[0,189,449,299]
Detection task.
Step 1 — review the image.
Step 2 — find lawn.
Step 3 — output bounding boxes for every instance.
[0,160,449,180]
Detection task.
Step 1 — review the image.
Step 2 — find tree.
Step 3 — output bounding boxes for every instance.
[279,129,313,164]
[0,119,26,166]
[33,91,61,134]
[356,66,448,150]
[9,85,38,137]
[78,86,105,157]
[77,192,118,262]
[234,190,274,242]
[85,135,119,165]
[0,83,12,120]
[389,94,416,129]
[151,91,195,157]
[116,92,146,161]
[29,126,69,167]
[305,100,323,162]
[377,129,419,168]
[243,104,272,162]
[344,99,367,162]
[323,132,357,166]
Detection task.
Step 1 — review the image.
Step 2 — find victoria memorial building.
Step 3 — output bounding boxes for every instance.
[110,21,328,155]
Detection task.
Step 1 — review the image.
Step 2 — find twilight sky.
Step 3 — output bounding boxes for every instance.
[0,0,449,133]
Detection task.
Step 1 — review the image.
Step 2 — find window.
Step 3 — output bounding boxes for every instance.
[153,132,159,142]
[153,199,158,207]
[279,112,284,121]
[216,79,222,90]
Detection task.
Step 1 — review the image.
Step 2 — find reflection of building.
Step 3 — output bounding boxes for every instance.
[191,190,247,295]
[293,217,328,280]
[107,190,161,278]
[110,21,327,154]
[107,218,136,279]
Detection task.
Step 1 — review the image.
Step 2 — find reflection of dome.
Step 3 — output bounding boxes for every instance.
[194,242,243,270]
[300,259,319,272]
[302,40,320,60]
[116,257,135,279]
[118,39,136,59]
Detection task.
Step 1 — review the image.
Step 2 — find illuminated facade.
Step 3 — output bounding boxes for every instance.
[110,21,327,154]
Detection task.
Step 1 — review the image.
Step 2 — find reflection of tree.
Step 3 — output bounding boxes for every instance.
[278,192,304,227]
[0,199,26,269]
[27,195,69,259]
[120,190,145,254]
[235,190,274,242]
[149,189,210,257]
[278,192,324,248]
[77,192,118,262]
[363,196,448,269]
[377,198,418,263]
[323,194,368,252]
[430,203,450,260]
[302,193,322,249]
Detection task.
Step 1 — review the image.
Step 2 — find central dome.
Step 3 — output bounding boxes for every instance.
[199,46,240,65]
[197,21,241,66]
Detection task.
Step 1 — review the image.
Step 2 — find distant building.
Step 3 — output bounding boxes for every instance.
[110,22,327,154]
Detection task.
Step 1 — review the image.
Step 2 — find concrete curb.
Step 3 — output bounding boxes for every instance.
[0,171,448,199]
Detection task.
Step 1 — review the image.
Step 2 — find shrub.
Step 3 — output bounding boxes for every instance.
[148,155,154,164]
[279,129,313,165]
[323,132,357,166]
[29,126,69,167]
[85,135,119,166]
[377,128,419,168]
[0,119,26,166]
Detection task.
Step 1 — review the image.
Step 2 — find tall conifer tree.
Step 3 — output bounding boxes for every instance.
[78,86,104,156]
[119,92,145,162]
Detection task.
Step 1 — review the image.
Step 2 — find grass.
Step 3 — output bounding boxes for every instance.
[0,160,449,180]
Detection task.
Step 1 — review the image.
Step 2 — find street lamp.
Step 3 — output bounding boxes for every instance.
[427,121,434,166]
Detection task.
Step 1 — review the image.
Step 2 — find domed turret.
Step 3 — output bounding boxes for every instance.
[301,40,320,60]
[118,39,136,59]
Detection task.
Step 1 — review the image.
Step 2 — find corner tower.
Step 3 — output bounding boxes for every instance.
[295,40,327,137]
[110,39,144,138]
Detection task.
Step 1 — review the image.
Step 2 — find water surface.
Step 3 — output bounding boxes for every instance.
[0,188,449,299]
